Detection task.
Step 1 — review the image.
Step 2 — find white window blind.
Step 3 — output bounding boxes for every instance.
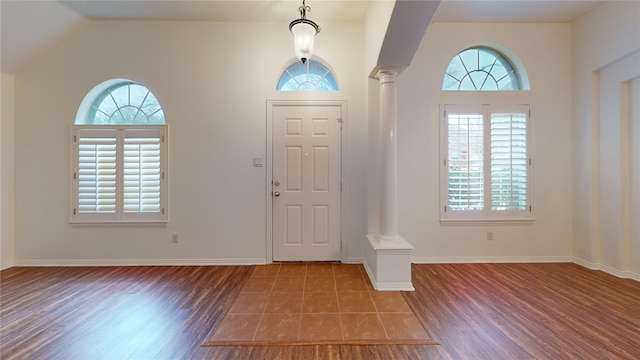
[72,126,167,223]
[442,104,532,222]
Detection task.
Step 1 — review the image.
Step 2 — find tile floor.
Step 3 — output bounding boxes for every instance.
[204,263,435,345]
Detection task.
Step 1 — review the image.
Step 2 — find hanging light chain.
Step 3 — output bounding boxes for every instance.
[299,0,311,19]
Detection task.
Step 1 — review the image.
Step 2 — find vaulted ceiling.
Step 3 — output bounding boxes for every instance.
[0,0,605,74]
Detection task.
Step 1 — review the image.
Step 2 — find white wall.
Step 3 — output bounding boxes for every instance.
[13,20,367,265]
[9,4,639,273]
[572,1,640,279]
[1,72,15,269]
[396,22,574,262]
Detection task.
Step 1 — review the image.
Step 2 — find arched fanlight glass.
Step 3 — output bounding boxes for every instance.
[87,82,165,125]
[443,47,521,91]
[277,58,338,91]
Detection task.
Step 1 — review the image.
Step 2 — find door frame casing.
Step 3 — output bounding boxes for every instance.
[266,100,348,263]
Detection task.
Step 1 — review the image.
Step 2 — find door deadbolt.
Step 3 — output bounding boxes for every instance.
[274,180,280,186]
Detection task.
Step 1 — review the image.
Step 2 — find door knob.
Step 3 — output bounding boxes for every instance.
[274,191,280,197]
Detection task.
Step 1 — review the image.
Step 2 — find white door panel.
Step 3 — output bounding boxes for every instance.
[272,104,342,261]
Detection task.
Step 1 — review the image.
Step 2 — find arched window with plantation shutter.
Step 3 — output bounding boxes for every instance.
[440,46,533,223]
[71,79,167,224]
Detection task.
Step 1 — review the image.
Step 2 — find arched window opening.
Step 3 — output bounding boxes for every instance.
[443,47,523,91]
[76,80,165,125]
[277,57,338,91]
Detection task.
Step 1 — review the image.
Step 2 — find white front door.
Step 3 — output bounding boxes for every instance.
[272,103,343,261]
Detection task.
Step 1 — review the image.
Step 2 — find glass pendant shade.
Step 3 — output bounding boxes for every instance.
[290,19,319,64]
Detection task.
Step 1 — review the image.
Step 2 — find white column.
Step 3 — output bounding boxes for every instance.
[363,68,413,291]
[377,69,400,242]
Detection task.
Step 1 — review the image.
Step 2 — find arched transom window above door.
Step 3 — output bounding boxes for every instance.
[277,57,339,91]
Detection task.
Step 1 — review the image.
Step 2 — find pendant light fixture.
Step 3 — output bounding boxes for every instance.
[289,0,320,64]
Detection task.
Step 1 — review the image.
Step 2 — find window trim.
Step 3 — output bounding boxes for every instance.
[440,104,534,224]
[70,125,168,225]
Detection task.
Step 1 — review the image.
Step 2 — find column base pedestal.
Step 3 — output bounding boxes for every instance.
[363,234,414,291]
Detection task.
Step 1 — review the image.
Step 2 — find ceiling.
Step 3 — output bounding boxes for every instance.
[58,0,371,23]
[57,0,607,23]
[435,0,605,23]
[1,0,605,74]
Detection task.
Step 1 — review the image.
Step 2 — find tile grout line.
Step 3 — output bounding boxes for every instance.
[296,264,307,341]
[249,264,278,341]
[369,286,391,340]
[333,264,346,340]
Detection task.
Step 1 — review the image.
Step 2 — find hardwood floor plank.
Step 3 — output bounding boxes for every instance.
[404,263,640,360]
[2,263,638,359]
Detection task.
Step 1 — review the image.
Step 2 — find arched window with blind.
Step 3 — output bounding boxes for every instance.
[71,79,168,224]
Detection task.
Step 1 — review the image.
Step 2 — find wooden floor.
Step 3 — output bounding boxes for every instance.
[1,263,639,359]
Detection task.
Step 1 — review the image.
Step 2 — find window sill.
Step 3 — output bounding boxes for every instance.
[70,221,168,228]
[440,219,535,226]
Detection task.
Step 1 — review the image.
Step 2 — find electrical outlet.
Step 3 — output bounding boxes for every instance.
[487,232,494,241]
[172,234,179,243]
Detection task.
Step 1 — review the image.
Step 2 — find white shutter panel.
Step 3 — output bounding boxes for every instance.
[490,109,528,211]
[123,131,162,214]
[447,112,484,210]
[76,130,117,214]
[72,126,167,223]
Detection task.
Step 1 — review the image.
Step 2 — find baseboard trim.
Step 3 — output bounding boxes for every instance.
[362,259,413,291]
[344,257,364,265]
[12,258,267,267]
[572,257,640,281]
[572,257,600,270]
[362,258,375,284]
[9,257,640,282]
[412,256,572,264]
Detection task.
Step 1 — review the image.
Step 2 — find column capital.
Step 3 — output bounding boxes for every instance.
[372,67,404,82]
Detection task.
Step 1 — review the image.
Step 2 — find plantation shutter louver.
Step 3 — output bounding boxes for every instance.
[72,126,166,223]
[123,131,162,214]
[490,112,528,211]
[447,112,484,210]
[77,130,117,214]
